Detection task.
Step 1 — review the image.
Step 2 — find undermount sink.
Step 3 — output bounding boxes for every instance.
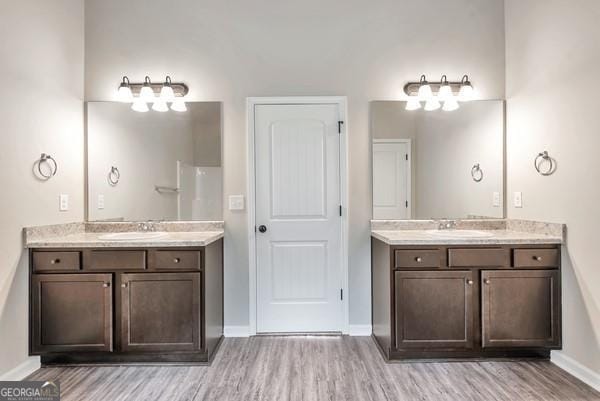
[425,229,494,239]
[98,231,168,241]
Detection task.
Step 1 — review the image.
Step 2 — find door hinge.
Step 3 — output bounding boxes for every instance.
[340,288,343,300]
[339,205,342,216]
[405,200,408,208]
[338,121,344,134]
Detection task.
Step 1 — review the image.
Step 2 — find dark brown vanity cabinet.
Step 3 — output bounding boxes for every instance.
[29,240,223,365]
[372,239,562,360]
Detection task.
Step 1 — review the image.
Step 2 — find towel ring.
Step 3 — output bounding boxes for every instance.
[534,151,554,176]
[108,166,120,186]
[37,153,58,179]
[471,163,483,182]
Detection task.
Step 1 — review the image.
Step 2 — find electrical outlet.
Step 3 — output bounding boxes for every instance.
[513,191,523,208]
[228,195,245,211]
[98,194,105,210]
[59,194,69,211]
[493,192,501,207]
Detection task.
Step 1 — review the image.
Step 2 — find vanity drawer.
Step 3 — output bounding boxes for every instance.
[394,250,440,269]
[152,250,202,270]
[86,250,146,271]
[448,248,509,267]
[513,248,559,268]
[32,251,81,272]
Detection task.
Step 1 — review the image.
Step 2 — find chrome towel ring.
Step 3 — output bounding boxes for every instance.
[471,163,483,182]
[108,166,120,186]
[534,151,555,176]
[37,153,57,179]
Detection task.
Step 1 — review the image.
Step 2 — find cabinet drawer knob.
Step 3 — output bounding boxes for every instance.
[415,257,422,263]
[121,283,128,288]
[51,259,60,264]
[483,279,491,285]
[103,282,110,288]
[173,257,181,264]
[533,256,543,261]
[466,279,473,285]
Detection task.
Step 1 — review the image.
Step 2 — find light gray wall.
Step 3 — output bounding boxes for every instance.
[505,0,600,375]
[0,0,84,375]
[84,0,506,328]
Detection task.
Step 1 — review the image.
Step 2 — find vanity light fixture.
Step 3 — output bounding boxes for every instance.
[116,75,189,112]
[403,74,475,111]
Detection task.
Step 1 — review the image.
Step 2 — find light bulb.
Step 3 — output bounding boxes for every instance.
[139,76,155,102]
[170,97,187,112]
[442,97,460,111]
[417,75,433,100]
[131,98,149,112]
[117,76,133,102]
[458,75,474,101]
[160,76,176,102]
[438,75,452,101]
[152,99,169,112]
[424,98,441,111]
[405,97,422,111]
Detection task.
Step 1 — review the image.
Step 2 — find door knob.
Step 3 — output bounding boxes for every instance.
[466,279,473,285]
[483,279,491,285]
[258,225,267,233]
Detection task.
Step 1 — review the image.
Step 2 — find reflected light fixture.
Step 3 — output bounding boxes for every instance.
[117,76,133,102]
[139,76,155,102]
[152,99,169,112]
[170,97,187,112]
[160,76,176,102]
[458,75,474,101]
[438,75,452,102]
[442,97,460,111]
[424,98,441,111]
[417,75,433,100]
[405,97,422,111]
[131,98,149,112]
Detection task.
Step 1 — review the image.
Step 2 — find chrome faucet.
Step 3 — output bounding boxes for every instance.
[438,220,457,230]
[138,222,155,232]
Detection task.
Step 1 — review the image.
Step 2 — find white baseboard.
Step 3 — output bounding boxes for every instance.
[224,325,251,337]
[551,351,600,392]
[0,357,40,381]
[347,324,372,336]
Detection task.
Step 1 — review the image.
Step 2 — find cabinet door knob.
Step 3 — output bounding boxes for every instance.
[415,257,422,263]
[51,259,60,264]
[466,279,473,285]
[173,257,181,264]
[534,256,542,261]
[483,279,491,285]
[103,282,110,288]
[121,283,128,288]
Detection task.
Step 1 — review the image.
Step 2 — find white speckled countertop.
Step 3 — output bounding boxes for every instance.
[24,221,224,248]
[371,219,565,246]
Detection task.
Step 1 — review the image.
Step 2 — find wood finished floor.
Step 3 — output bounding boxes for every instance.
[27,336,599,401]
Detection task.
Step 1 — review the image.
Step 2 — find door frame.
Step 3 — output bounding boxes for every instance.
[371,138,412,219]
[246,96,349,335]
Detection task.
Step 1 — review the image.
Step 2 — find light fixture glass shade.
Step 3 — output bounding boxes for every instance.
[424,98,441,111]
[170,98,187,112]
[131,99,149,112]
[152,99,169,112]
[160,85,175,102]
[139,85,155,102]
[417,84,433,101]
[405,97,422,111]
[117,85,133,102]
[458,84,474,101]
[438,84,453,102]
[442,97,460,111]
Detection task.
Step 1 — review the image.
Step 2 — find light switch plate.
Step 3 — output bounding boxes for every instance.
[513,191,523,208]
[492,192,501,207]
[98,194,105,210]
[228,195,245,211]
[59,194,69,211]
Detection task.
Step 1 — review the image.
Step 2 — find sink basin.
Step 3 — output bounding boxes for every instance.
[98,232,168,241]
[425,229,494,239]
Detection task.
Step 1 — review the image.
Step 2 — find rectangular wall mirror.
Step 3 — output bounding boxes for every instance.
[371,100,505,220]
[86,101,222,221]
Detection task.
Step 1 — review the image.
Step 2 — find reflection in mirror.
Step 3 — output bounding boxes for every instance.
[87,102,222,221]
[371,100,504,220]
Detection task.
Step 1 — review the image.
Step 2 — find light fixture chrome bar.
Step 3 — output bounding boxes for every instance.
[403,81,464,96]
[128,82,189,97]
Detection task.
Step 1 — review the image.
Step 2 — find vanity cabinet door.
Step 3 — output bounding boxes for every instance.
[394,270,474,349]
[481,270,560,348]
[120,272,201,352]
[31,274,112,354]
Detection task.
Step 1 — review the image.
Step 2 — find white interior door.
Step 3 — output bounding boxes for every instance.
[255,103,342,333]
[373,141,410,219]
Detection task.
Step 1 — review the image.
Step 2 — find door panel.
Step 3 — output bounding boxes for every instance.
[481,270,560,348]
[120,272,201,351]
[373,142,409,219]
[255,103,342,333]
[394,270,474,349]
[31,274,112,353]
